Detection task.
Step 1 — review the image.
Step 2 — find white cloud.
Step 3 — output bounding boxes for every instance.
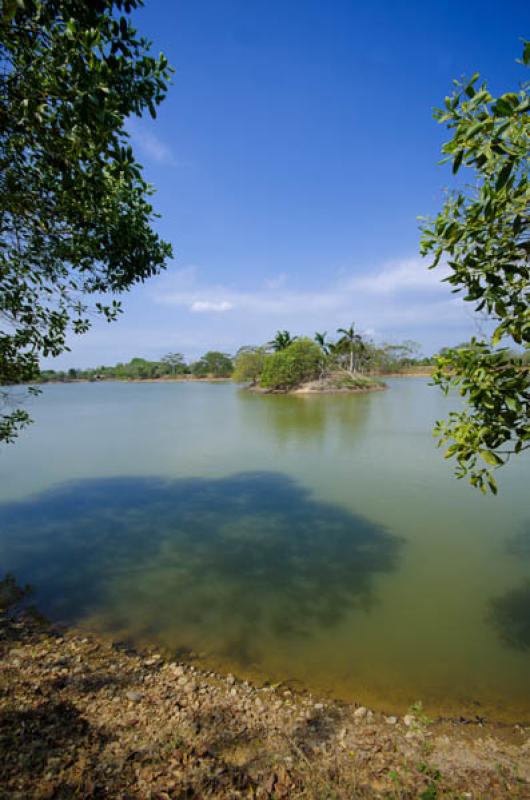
[127,118,178,166]
[153,257,458,326]
[345,257,450,293]
[191,300,234,313]
[264,272,288,290]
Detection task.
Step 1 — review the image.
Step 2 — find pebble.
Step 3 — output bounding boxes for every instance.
[226,674,235,686]
[126,691,143,702]
[314,703,324,711]
[403,714,415,727]
[353,706,368,721]
[385,716,398,725]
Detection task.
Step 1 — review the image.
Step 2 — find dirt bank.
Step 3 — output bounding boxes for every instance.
[1,613,528,799]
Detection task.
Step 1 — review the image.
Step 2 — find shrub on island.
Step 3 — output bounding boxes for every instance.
[260,338,322,390]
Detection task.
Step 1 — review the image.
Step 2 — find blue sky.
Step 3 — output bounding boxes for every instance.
[54,0,527,367]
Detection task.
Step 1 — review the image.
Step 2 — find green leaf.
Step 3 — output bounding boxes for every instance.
[480,451,503,466]
[2,0,17,20]
[452,150,463,174]
[496,160,513,190]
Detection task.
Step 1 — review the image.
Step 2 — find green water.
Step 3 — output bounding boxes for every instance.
[0,379,529,720]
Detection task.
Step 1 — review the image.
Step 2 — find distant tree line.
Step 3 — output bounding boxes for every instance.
[14,330,525,389]
[37,352,234,383]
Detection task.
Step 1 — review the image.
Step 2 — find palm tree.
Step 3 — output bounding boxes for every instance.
[314,331,330,355]
[314,331,331,379]
[269,330,297,351]
[336,322,363,374]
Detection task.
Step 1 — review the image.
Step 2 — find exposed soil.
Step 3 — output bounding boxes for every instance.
[1,612,528,799]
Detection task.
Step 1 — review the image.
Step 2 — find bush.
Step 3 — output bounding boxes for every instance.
[232,347,267,384]
[260,338,321,390]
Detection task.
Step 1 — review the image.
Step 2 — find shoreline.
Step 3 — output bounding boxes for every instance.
[2,612,528,798]
[246,378,388,396]
[7,372,432,388]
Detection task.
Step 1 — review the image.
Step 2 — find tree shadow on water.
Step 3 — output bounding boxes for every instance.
[488,580,530,653]
[505,521,530,560]
[0,472,402,665]
[489,522,530,653]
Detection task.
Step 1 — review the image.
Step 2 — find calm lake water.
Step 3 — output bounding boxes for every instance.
[1,379,529,720]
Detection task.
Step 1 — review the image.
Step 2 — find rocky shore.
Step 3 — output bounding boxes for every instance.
[1,613,529,799]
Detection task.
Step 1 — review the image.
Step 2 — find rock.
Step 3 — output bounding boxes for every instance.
[353,706,368,721]
[226,673,235,685]
[170,664,185,676]
[314,703,324,711]
[177,676,188,687]
[385,715,398,725]
[403,714,415,727]
[230,687,238,697]
[126,691,143,702]
[144,654,161,666]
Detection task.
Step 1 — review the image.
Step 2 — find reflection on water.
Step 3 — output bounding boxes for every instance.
[0,472,401,666]
[489,581,530,652]
[239,389,374,445]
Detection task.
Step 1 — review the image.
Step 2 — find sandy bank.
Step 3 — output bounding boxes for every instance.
[247,377,387,396]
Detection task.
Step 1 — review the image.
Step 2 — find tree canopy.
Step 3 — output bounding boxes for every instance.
[0,0,172,442]
[421,42,530,493]
[232,346,267,384]
[191,351,233,378]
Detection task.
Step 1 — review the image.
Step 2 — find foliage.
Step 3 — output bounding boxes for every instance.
[336,323,365,374]
[232,346,267,384]
[268,330,297,351]
[38,356,172,382]
[190,351,233,378]
[0,0,173,443]
[161,352,187,375]
[260,338,322,389]
[228,326,431,389]
[420,42,530,492]
[314,331,331,355]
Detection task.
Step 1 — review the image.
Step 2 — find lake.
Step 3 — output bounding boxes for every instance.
[0,379,529,721]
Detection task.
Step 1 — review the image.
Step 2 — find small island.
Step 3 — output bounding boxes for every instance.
[234,326,390,394]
